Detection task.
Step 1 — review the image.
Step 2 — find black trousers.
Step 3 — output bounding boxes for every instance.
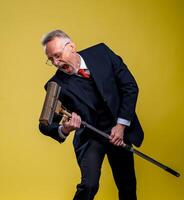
[73,139,137,200]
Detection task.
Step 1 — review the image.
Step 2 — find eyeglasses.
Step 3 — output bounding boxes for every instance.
[46,42,70,66]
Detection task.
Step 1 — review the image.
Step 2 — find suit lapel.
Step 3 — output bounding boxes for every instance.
[78,51,106,98]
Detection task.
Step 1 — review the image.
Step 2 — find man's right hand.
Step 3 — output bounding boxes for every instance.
[61,112,81,135]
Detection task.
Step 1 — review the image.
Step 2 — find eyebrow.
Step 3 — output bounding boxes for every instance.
[48,52,61,60]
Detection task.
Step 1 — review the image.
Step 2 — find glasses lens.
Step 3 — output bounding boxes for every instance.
[46,59,53,66]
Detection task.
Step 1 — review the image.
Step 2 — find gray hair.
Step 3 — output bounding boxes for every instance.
[41,29,71,46]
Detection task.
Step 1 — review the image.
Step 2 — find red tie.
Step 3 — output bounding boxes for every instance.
[77,69,90,79]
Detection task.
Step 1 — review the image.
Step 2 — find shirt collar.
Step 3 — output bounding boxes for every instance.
[79,55,87,70]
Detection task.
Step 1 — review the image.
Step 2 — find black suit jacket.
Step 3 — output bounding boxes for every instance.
[39,43,144,154]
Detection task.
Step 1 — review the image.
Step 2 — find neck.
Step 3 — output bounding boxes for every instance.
[75,53,81,71]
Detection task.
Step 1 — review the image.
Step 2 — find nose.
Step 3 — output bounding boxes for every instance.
[52,58,60,66]
[52,58,58,65]
[54,60,66,69]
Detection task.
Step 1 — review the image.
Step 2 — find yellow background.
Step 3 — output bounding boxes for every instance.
[0,0,183,199]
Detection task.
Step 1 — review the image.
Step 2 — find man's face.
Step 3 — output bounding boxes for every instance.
[45,37,80,75]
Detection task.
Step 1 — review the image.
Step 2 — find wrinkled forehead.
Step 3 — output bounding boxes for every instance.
[44,37,66,56]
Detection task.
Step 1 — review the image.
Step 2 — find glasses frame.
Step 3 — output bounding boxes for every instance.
[46,41,70,66]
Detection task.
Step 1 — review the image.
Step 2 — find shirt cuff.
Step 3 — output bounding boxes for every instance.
[58,125,67,139]
[117,118,131,126]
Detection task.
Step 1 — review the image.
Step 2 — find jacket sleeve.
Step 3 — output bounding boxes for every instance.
[39,113,65,143]
[103,43,139,121]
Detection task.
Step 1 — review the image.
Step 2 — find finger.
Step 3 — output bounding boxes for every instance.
[109,135,113,140]
[71,112,78,127]
[116,140,123,146]
[110,129,115,139]
[76,116,81,128]
[74,113,81,128]
[113,138,122,146]
[110,135,116,143]
[71,112,76,123]
[120,140,126,147]
[73,113,81,128]
[110,135,117,143]
[71,112,81,129]
[111,136,120,144]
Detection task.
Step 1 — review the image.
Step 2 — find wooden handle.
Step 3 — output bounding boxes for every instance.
[59,105,72,118]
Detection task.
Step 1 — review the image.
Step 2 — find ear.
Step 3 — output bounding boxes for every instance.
[69,42,77,53]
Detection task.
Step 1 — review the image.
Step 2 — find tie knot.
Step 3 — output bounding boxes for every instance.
[77,69,90,79]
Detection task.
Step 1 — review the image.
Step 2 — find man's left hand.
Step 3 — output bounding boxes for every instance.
[110,124,126,146]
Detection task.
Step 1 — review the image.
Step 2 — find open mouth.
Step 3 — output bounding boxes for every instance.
[58,64,75,74]
[62,64,70,69]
